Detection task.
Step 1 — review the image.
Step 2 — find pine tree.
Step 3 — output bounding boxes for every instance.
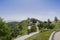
[54,16,58,23]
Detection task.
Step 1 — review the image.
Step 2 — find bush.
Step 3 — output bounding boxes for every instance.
[30,25,37,32]
[38,23,44,30]
[44,22,55,29]
[47,24,55,29]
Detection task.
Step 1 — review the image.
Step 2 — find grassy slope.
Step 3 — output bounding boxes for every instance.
[26,30,53,40]
[26,23,60,40]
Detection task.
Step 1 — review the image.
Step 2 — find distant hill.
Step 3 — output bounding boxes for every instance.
[7,21,19,27]
[7,18,41,35]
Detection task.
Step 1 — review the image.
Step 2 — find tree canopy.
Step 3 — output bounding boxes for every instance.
[0,17,11,40]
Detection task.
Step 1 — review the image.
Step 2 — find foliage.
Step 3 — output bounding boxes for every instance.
[18,20,28,35]
[47,23,55,29]
[30,25,37,32]
[43,21,55,29]
[54,16,58,23]
[30,18,37,23]
[0,17,11,40]
[26,21,60,40]
[7,20,28,39]
[11,25,20,38]
[38,22,44,30]
[0,17,57,40]
[48,19,51,23]
[7,22,19,28]
[38,21,55,30]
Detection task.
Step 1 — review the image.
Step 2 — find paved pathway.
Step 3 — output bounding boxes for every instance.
[53,31,60,40]
[14,32,39,40]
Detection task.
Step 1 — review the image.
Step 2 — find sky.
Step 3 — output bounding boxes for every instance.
[0,0,60,22]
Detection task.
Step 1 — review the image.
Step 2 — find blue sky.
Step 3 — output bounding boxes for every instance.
[0,0,60,22]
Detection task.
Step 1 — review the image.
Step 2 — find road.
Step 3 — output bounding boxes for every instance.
[14,32,39,40]
[53,31,60,40]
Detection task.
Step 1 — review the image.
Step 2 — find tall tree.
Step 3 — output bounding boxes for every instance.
[48,19,51,23]
[54,16,58,23]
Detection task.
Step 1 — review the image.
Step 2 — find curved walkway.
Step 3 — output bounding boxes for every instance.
[49,31,60,40]
[14,32,39,40]
[53,31,60,40]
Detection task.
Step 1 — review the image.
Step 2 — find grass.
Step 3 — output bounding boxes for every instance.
[26,23,60,40]
[26,29,53,40]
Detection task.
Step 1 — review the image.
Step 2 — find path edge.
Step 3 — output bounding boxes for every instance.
[49,30,60,40]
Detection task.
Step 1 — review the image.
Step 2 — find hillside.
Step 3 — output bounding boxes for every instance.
[7,18,41,36]
[26,21,60,40]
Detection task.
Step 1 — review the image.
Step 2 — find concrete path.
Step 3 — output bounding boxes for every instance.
[14,32,39,40]
[53,31,60,40]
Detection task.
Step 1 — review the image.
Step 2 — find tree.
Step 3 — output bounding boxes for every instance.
[0,17,11,40]
[43,22,55,29]
[11,25,20,38]
[54,16,58,23]
[30,18,37,23]
[38,22,44,30]
[18,20,28,35]
[48,24,55,29]
[48,19,51,23]
[30,25,37,32]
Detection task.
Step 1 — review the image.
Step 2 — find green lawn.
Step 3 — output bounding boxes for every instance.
[26,30,53,40]
[26,23,60,40]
